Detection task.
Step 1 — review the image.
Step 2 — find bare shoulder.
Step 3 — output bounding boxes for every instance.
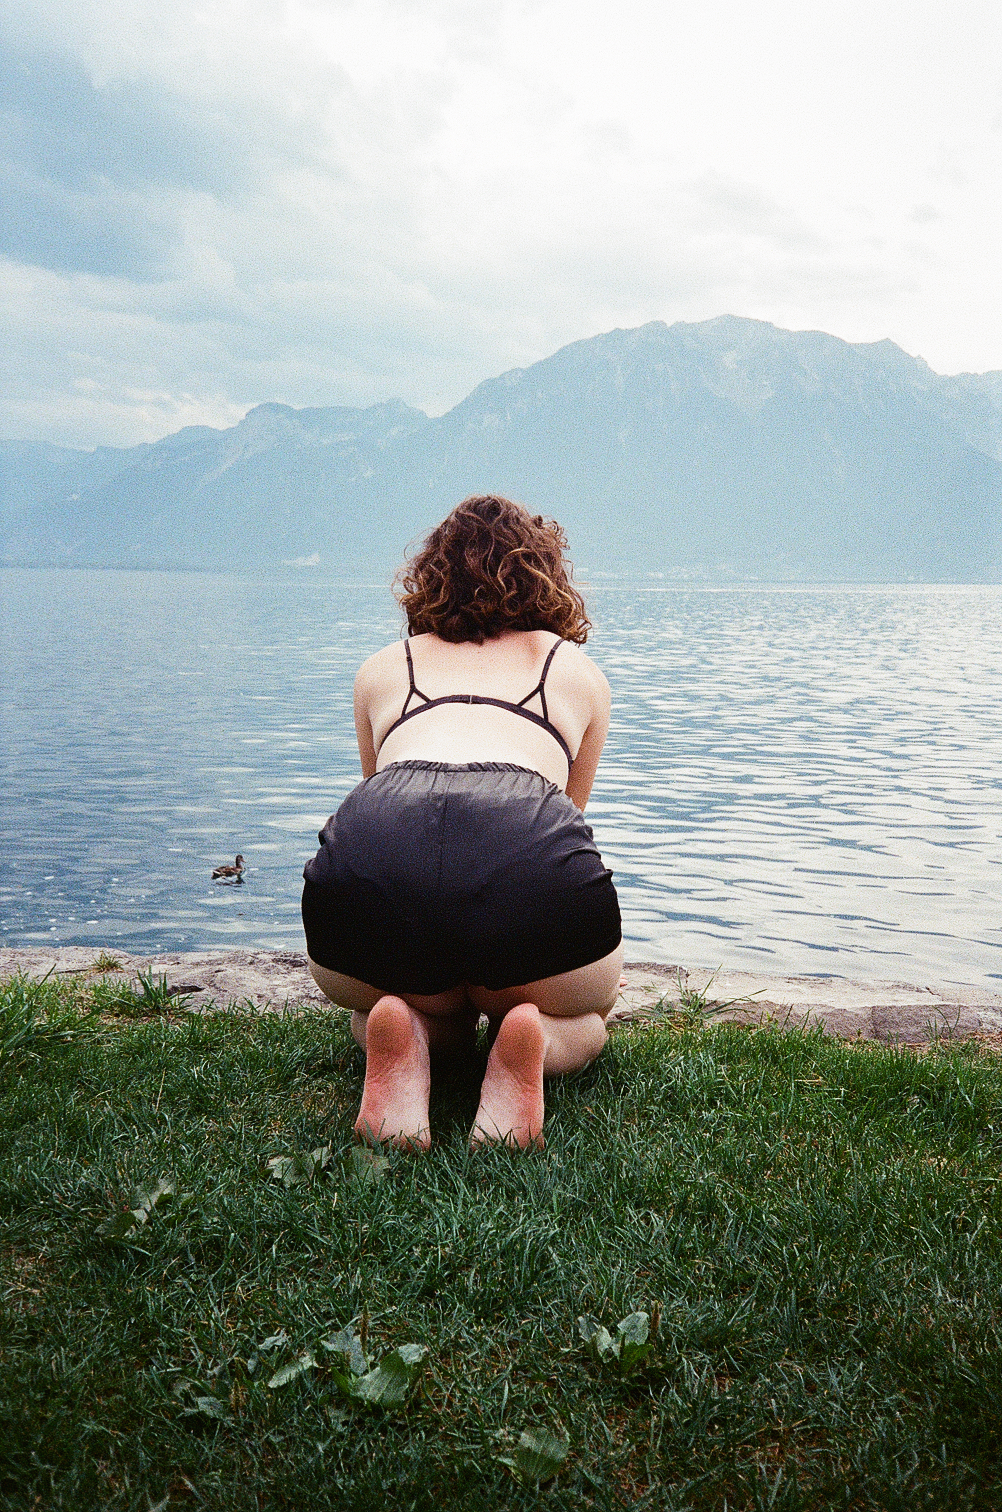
[354,640,405,694]
[557,641,610,707]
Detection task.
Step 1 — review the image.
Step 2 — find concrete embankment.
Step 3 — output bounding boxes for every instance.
[3,946,1002,1046]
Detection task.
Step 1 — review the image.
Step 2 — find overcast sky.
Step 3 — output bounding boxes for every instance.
[2,0,1001,449]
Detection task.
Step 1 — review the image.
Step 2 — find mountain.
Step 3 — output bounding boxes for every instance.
[3,316,1002,579]
[0,399,430,572]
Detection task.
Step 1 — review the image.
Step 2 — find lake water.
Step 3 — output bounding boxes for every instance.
[2,569,1001,988]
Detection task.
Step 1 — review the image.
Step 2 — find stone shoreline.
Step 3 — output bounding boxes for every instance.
[3,945,1002,1045]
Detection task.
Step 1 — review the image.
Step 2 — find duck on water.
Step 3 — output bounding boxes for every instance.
[212,855,244,882]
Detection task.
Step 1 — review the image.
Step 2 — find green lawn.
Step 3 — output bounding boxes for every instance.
[2,969,1002,1511]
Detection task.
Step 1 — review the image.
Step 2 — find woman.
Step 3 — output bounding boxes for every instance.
[302,494,622,1149]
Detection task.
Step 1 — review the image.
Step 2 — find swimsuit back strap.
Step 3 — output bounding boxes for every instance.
[399,638,431,719]
[378,635,572,766]
[384,695,574,767]
[516,637,563,723]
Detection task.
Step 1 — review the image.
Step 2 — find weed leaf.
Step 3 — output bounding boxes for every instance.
[578,1311,651,1372]
[183,1395,229,1421]
[267,1352,316,1389]
[247,1331,288,1375]
[615,1311,651,1370]
[98,1176,176,1242]
[266,1153,312,1187]
[348,1146,389,1184]
[99,1208,148,1241]
[132,1177,175,1216]
[577,1314,618,1362]
[266,1146,331,1188]
[331,1343,426,1408]
[257,1331,289,1352]
[322,1325,368,1376]
[174,1379,230,1422]
[508,1426,570,1484]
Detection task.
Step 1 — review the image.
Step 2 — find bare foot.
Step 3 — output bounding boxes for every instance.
[471,1003,545,1149]
[354,996,431,1151]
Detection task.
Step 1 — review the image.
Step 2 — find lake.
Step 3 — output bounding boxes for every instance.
[2,569,1001,987]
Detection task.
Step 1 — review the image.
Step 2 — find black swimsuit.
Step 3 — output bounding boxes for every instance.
[301,638,621,995]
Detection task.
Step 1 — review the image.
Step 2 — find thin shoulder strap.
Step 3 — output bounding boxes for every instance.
[517,638,563,723]
[399,638,430,718]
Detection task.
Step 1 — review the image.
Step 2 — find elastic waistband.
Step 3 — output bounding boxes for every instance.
[379,760,545,776]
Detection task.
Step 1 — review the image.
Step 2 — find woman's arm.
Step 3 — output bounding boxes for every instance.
[565,662,611,811]
[353,661,379,779]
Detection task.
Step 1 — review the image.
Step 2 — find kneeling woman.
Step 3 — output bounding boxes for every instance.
[302,495,622,1148]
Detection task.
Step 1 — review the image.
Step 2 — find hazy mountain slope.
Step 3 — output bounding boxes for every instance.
[3,317,1001,579]
[403,318,1002,577]
[0,439,139,562]
[0,399,430,569]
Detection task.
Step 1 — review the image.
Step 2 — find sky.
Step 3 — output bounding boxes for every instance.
[2,0,1001,450]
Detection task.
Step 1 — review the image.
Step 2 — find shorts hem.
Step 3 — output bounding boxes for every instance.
[305,928,623,999]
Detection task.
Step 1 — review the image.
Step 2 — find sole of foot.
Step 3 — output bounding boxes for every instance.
[471,1002,545,1150]
[354,996,431,1152]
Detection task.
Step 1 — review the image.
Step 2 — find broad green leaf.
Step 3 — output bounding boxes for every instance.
[131,1176,175,1215]
[322,1325,368,1376]
[182,1395,228,1421]
[266,1153,312,1187]
[157,1198,196,1230]
[331,1344,426,1408]
[395,1343,426,1368]
[615,1311,651,1371]
[174,1379,229,1422]
[348,1146,389,1184]
[266,1146,332,1187]
[577,1314,617,1362]
[510,1426,570,1484]
[98,1176,178,1241]
[577,1314,600,1346]
[267,1352,316,1388]
[98,1208,147,1241]
[248,1331,288,1374]
[257,1331,289,1353]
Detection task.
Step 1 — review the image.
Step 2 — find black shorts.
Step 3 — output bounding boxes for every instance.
[301,760,622,995]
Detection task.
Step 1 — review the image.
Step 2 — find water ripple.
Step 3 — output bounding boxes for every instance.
[2,572,1001,986]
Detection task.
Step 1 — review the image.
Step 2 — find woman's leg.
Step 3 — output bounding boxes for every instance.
[307,945,625,1150]
[308,959,477,1148]
[308,960,475,1056]
[466,942,624,1148]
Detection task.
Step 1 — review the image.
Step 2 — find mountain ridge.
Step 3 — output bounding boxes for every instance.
[3,316,1001,580]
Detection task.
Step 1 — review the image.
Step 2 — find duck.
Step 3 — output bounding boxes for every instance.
[212,855,245,881]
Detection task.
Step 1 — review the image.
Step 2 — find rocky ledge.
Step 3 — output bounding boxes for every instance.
[3,946,1002,1045]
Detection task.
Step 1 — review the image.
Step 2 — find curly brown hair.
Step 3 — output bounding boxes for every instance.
[395,495,591,644]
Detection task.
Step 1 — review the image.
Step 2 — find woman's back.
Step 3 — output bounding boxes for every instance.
[304,494,623,1150]
[354,629,611,806]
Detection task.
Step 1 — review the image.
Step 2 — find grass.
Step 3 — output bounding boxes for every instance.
[3,970,1002,1510]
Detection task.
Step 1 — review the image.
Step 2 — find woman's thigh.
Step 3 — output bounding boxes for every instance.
[307,958,469,1018]
[467,941,624,1021]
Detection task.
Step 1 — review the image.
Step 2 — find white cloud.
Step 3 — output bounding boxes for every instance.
[1,0,1000,446]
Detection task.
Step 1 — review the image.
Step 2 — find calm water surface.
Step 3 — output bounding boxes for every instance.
[2,570,1001,987]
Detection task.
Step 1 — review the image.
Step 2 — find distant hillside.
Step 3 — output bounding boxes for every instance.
[3,316,1002,580]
